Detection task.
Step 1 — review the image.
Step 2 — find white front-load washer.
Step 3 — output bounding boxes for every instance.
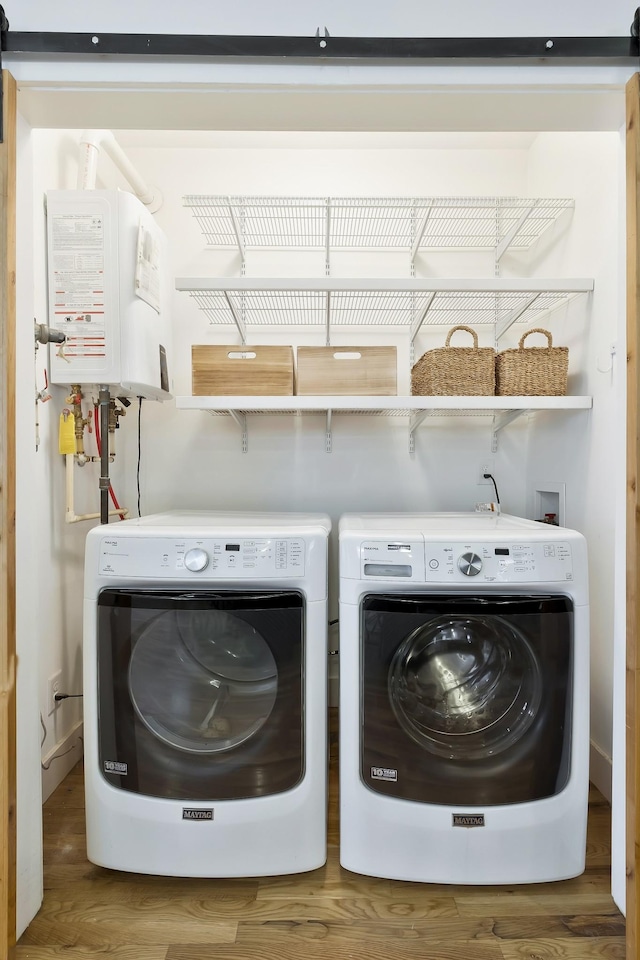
[83,510,330,877]
[339,512,589,884]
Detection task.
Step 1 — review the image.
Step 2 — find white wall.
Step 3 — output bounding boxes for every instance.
[15,110,43,938]
[14,125,88,936]
[8,0,636,37]
[524,132,622,767]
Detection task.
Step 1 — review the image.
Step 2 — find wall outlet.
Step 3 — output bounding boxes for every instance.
[478,460,495,485]
[47,670,62,716]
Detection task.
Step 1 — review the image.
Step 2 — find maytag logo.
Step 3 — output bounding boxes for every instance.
[371,766,398,782]
[388,544,410,552]
[452,814,485,828]
[182,808,214,821]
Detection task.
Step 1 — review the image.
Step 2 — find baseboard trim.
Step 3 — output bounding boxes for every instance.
[590,740,612,803]
[41,721,84,803]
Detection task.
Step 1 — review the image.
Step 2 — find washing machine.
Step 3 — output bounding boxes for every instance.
[339,512,589,884]
[83,510,330,876]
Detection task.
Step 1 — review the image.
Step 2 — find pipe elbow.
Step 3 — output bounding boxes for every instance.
[77,130,162,211]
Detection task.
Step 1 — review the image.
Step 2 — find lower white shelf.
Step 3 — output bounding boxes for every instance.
[176,395,592,413]
[175,395,592,453]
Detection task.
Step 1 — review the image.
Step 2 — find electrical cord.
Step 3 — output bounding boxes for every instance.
[483,472,501,505]
[39,712,84,770]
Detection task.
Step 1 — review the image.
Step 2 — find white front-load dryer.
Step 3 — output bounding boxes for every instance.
[83,510,330,877]
[339,512,589,884]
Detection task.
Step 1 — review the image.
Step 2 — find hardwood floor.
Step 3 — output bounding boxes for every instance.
[19,719,625,959]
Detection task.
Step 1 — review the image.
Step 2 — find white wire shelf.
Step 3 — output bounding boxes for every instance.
[175,394,592,454]
[182,195,574,257]
[175,277,593,342]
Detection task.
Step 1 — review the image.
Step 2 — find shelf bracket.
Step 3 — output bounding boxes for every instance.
[325,198,332,276]
[411,202,433,263]
[410,291,437,343]
[325,408,333,453]
[325,290,332,347]
[227,197,246,265]
[495,292,542,342]
[409,409,430,455]
[495,203,537,264]
[491,408,529,452]
[223,291,247,344]
[228,410,248,452]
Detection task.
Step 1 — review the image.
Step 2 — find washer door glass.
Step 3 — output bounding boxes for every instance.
[128,608,278,754]
[388,615,543,760]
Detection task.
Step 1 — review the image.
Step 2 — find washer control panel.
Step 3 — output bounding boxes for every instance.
[98,536,305,578]
[425,540,574,582]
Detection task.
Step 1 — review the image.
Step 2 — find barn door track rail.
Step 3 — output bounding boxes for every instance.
[1,10,640,62]
[1,5,640,137]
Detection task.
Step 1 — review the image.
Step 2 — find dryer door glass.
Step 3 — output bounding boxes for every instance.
[361,593,574,806]
[97,589,304,801]
[388,615,542,760]
[129,609,278,754]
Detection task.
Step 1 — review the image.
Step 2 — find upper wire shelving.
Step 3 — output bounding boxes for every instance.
[177,194,591,453]
[182,195,574,264]
[174,277,593,345]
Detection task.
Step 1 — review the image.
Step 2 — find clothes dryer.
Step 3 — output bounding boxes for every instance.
[339,512,589,884]
[83,511,330,876]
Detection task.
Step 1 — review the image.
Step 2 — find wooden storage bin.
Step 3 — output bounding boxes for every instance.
[296,346,397,396]
[192,345,295,396]
[496,328,568,396]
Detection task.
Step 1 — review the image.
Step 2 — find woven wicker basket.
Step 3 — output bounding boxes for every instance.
[411,325,495,396]
[496,328,568,397]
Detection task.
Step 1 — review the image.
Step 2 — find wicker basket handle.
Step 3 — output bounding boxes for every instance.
[519,328,553,350]
[445,325,479,348]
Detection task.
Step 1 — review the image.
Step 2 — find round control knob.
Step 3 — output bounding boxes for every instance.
[457,552,483,577]
[184,548,209,573]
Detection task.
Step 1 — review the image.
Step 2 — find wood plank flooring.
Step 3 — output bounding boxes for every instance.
[18,717,625,959]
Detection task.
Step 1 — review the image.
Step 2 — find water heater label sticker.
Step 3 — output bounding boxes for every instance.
[135,222,161,314]
[104,761,128,775]
[182,809,214,821]
[371,766,397,782]
[50,212,106,355]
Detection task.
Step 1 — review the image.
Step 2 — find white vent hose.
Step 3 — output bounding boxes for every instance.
[77,130,162,211]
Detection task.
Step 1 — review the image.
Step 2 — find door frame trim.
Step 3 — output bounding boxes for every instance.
[0,67,17,960]
[626,71,640,960]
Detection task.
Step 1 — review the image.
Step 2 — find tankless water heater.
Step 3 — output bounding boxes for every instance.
[47,190,173,400]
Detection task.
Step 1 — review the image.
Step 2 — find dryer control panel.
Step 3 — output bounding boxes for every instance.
[97,536,306,578]
[425,540,574,583]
